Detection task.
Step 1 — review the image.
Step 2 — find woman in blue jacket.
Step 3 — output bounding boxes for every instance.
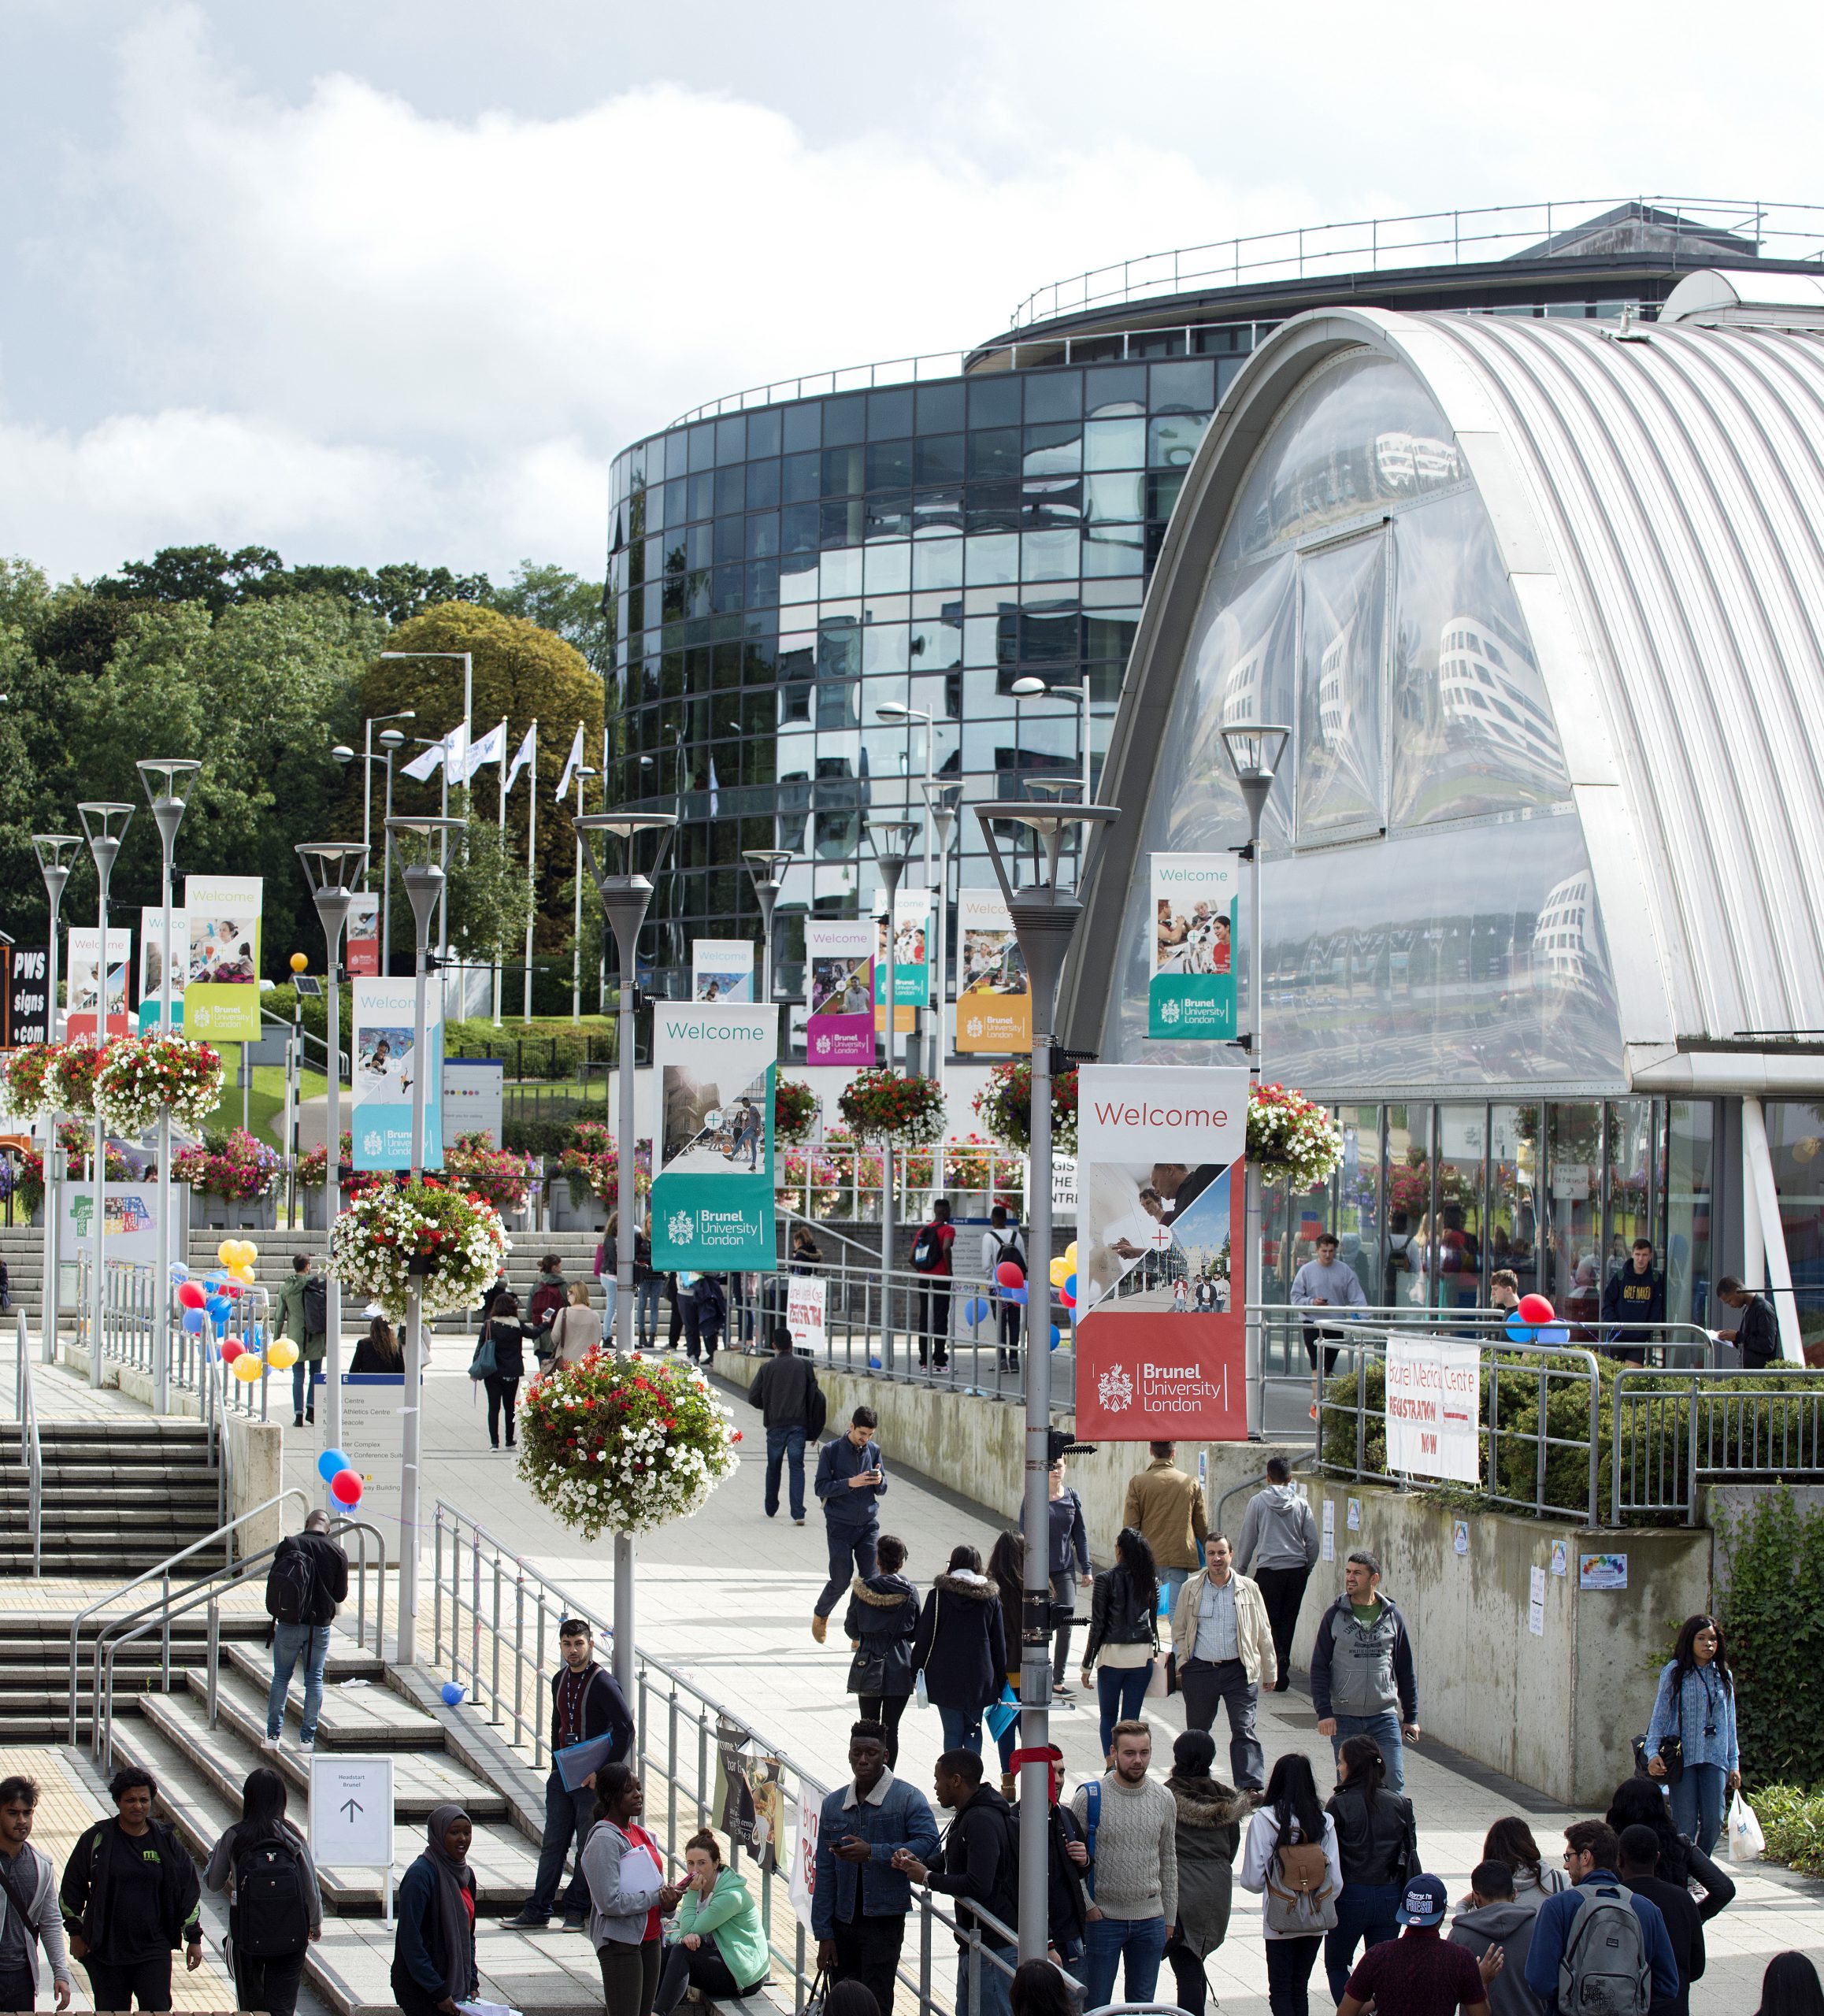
[391,1806,477,2016]
[1645,1613,1741,1855]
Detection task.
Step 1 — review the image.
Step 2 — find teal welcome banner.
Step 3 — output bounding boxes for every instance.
[1149,852,1239,1039]
[650,998,777,1272]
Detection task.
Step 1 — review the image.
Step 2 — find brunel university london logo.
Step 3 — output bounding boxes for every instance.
[667,1208,695,1247]
[965,1014,984,1040]
[1097,1364,1134,1413]
[1157,996,1183,1025]
[361,1129,385,1158]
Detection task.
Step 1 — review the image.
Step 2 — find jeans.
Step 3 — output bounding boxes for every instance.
[831,1910,904,2016]
[1080,1912,1167,2011]
[268,1621,332,1741]
[484,1372,520,1446]
[1166,1933,1211,2015]
[1252,1564,1312,1690]
[1329,1710,1406,1795]
[291,1358,314,1420]
[600,1280,618,1339]
[599,1936,662,2016]
[529,1765,599,1918]
[657,1938,749,2014]
[938,1703,983,1755]
[996,1296,1022,1364]
[1179,1658,1264,1788]
[637,1277,665,1347]
[955,1940,1017,2016]
[1324,1881,1401,2003]
[1670,1760,1728,1856]
[1264,1934,1323,2016]
[1159,1566,1192,1617]
[232,1948,307,2016]
[918,1279,952,1366]
[766,1424,807,1518]
[817,1525,878,1617]
[1096,1661,1154,1758]
[0,1969,33,2016]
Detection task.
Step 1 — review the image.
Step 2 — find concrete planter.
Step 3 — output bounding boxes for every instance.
[191,1194,278,1232]
[547,1184,606,1233]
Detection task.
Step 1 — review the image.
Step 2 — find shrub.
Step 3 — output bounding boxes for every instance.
[1718,1485,1824,1790]
[1753,1783,1824,1873]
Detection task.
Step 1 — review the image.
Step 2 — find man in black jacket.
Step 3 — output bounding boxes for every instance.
[1619,1825,1704,2016]
[893,1751,1019,2016]
[264,1510,350,1753]
[748,1321,823,1524]
[505,1619,635,1931]
[1715,1276,1780,1369]
[59,1767,202,2011]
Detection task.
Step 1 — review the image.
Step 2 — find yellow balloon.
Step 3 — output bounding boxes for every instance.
[232,1354,263,1383]
[1049,1257,1070,1288]
[236,1240,260,1267]
[1064,1242,1078,1266]
[232,1262,258,1286]
[216,1240,238,1267]
[266,1339,299,1370]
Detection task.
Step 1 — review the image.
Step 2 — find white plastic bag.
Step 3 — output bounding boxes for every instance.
[1728,1789,1765,1863]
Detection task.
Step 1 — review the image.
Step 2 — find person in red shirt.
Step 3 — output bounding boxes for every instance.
[1340,1874,1499,2016]
[910,1199,956,1372]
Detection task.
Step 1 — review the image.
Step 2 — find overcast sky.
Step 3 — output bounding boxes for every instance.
[2,1,1821,583]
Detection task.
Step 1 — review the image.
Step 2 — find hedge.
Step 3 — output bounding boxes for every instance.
[1719,1486,1824,1790]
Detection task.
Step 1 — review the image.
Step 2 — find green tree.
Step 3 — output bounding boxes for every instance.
[486,561,611,675]
[444,821,535,965]
[90,543,494,623]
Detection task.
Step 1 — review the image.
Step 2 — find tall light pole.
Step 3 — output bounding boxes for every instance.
[361,710,416,880]
[574,810,677,1702]
[384,813,466,1666]
[975,792,1120,1969]
[1221,724,1291,1441]
[742,850,794,1004]
[32,835,80,1365]
[865,818,918,1372]
[76,802,135,1393]
[569,765,599,1024]
[295,843,368,1495]
[918,784,958,1087]
[379,728,407,973]
[135,760,201,1414]
[1010,678,1092,805]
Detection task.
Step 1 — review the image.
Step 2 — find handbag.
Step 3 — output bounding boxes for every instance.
[1728,1789,1765,1863]
[847,1647,888,1696]
[984,1685,1020,1743]
[1144,1655,1170,1700]
[913,1584,940,1709]
[1656,1734,1685,1784]
[467,1332,499,1380]
[803,1968,832,2016]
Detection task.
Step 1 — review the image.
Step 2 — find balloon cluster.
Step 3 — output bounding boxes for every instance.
[964,1241,1083,1353]
[172,1240,273,1380]
[1505,1292,1570,1347]
[317,1446,365,1508]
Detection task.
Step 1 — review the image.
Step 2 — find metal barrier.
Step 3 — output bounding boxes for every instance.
[74,1254,276,1421]
[431,1503,1066,2016]
[12,1310,43,1577]
[1612,1367,1824,1525]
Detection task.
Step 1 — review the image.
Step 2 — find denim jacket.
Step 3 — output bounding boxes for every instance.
[810,1775,940,1936]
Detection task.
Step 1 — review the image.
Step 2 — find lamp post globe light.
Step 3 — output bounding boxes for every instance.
[573,809,677,1701]
[1010,677,1092,806]
[135,760,201,1413]
[76,802,135,1392]
[32,834,81,1365]
[295,842,369,1493]
[865,816,918,1373]
[742,850,795,1006]
[1218,723,1291,1440]
[384,813,466,1666]
[973,790,1119,1969]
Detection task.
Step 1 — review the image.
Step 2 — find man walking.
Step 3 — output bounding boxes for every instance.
[910,1199,957,1370]
[1525,1821,1678,2016]
[812,1407,888,1644]
[1170,1535,1273,1790]
[263,1508,348,1754]
[893,1751,1019,2016]
[505,1618,635,1931]
[1292,1231,1368,1415]
[272,1254,327,1430]
[1448,1861,1544,2016]
[0,1776,72,2014]
[747,1321,823,1524]
[59,1767,202,2012]
[1068,1719,1177,2012]
[813,1721,940,2016]
[1601,1240,1664,1364]
[1338,1874,1498,2016]
[1122,1442,1208,1614]
[1310,1550,1421,1795]
[1714,1277,1780,1369]
[980,1204,1026,1373]
[1233,1456,1319,1692]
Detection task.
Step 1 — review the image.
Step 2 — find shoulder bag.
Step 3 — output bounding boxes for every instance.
[913,1585,940,1710]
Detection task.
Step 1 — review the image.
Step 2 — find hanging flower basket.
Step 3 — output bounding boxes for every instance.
[444,1131,536,1212]
[973,1060,1079,1156]
[517,1352,740,1542]
[1248,1083,1344,1191]
[95,1034,224,1137]
[837,1068,947,1147]
[773,1077,819,1146]
[1,1043,60,1119]
[328,1177,510,1321]
[172,1128,283,1202]
[44,1043,108,1121]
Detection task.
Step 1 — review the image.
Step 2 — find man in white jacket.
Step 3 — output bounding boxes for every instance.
[1170,1536,1275,1790]
[0,1776,72,2013]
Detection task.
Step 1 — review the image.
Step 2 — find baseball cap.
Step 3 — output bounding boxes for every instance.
[1396,1873,1448,1927]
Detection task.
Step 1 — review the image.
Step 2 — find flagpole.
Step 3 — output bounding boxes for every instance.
[572,767,585,1026]
[523,721,538,1025]
[493,717,508,1028]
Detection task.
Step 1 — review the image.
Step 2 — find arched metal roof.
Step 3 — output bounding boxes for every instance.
[1066,298,1824,1086]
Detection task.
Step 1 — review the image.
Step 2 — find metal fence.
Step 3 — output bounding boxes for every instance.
[76,1255,276,1421]
[11,1310,43,1577]
[1611,1368,1824,1525]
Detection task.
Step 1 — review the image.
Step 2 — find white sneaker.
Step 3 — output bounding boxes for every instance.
[259,1736,282,1753]
[299,1734,316,1751]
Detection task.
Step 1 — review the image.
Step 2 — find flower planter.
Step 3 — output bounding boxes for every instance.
[193,1195,277,1232]
[548,1186,606,1232]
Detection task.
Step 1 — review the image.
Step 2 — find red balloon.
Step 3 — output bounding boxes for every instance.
[176,1282,206,1309]
[330,1469,363,1506]
[995,1260,1025,1289]
[223,1280,244,1299]
[1517,1293,1555,1325]
[220,1338,244,1363]
[1059,1288,1076,1309]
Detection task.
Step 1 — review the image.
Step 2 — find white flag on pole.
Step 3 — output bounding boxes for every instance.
[463,721,506,783]
[505,724,536,795]
[556,722,585,799]
[400,740,443,783]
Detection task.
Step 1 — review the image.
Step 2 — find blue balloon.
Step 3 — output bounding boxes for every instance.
[169,1262,190,1284]
[963,1297,987,1327]
[1504,1310,1534,1343]
[317,1447,350,1481]
[182,1308,205,1333]
[1049,1325,1062,1350]
[207,1299,231,1325]
[439,1681,467,1707]
[1005,1285,1028,1305]
[1064,1273,1077,1300]
[247,1323,265,1348]
[1539,1323,1570,1345]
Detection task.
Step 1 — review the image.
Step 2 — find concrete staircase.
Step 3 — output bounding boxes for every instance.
[0,1609,271,1744]
[0,1418,225,1576]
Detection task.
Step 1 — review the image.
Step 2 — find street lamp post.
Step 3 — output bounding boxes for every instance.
[135,760,201,1414]
[569,766,599,1024]
[1220,724,1291,1440]
[295,843,369,1495]
[383,654,474,972]
[1010,677,1092,805]
[384,813,466,1666]
[76,802,135,1392]
[918,785,958,1087]
[742,850,794,1005]
[865,818,918,1372]
[361,711,416,884]
[32,835,80,1365]
[574,810,677,1701]
[975,793,1119,1968]
[379,728,407,973]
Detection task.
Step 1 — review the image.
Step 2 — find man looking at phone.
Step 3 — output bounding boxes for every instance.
[812,1408,888,1645]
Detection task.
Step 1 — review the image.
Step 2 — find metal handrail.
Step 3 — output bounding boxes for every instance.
[13,1310,43,1577]
[1611,1366,1824,1525]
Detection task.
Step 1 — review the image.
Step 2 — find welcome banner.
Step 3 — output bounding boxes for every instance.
[66,925,133,1040]
[183,875,263,1040]
[1073,1063,1250,1441]
[955,888,1030,1054]
[692,939,755,1002]
[1149,854,1239,1039]
[351,976,444,1172]
[651,1000,777,1270]
[873,888,931,1033]
[345,893,381,977]
[138,907,187,1027]
[804,921,875,1066]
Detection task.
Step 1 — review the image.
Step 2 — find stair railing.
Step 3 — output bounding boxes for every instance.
[13,1311,42,1578]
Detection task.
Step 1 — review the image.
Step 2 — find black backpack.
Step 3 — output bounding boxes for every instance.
[233,1834,311,1958]
[265,1538,316,1627]
[806,1376,829,1441]
[911,1225,944,1273]
[301,1273,327,1336]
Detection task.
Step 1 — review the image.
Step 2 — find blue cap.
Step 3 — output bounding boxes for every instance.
[1396,1873,1448,1927]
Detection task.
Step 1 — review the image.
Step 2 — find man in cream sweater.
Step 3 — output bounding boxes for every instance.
[1067,1720,1177,2012]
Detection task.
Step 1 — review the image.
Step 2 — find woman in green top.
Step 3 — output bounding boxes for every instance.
[654,1830,768,2012]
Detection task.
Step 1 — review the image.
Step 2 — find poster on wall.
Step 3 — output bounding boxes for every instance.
[182,875,263,1040]
[344,893,380,977]
[1073,1063,1250,1440]
[350,976,443,1171]
[787,1273,827,1354]
[63,1183,160,1268]
[692,939,755,1002]
[66,926,133,1040]
[1385,1336,1482,1484]
[651,1000,777,1269]
[955,889,1030,1054]
[873,889,931,1034]
[1149,854,1239,1039]
[7,943,49,1048]
[804,921,875,1065]
[138,906,187,1028]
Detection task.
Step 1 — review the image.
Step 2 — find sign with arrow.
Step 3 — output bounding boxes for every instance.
[310,1754,395,1885]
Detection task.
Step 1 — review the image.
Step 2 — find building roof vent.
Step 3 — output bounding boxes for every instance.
[1660,266,1824,329]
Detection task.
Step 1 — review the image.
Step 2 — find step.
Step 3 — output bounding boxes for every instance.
[0,1547,228,1577]
[218,1641,447,1751]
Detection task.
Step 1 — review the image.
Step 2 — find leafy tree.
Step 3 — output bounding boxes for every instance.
[487,561,611,675]
[90,543,494,623]
[444,821,535,967]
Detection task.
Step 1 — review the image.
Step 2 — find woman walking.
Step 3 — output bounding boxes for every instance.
[1163,1729,1250,2016]
[551,1280,605,1366]
[654,1830,768,2014]
[595,1214,619,1337]
[1237,1754,1342,2016]
[1021,1453,1090,1696]
[843,1535,921,1767]
[1081,1526,1160,1762]
[1322,1732,1417,2002]
[582,1764,683,2016]
[472,1291,539,1449]
[1605,1777,1736,1921]
[909,1544,1007,1756]
[202,1767,322,2016]
[1473,1817,1566,1908]
[988,1531,1026,1794]
[391,1806,478,2016]
[1644,1613,1740,1855]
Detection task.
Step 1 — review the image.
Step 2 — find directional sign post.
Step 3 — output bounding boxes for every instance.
[309,1753,396,1920]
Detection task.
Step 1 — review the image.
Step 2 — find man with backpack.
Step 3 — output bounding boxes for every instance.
[1067,1718,1177,2013]
[1525,1821,1678,2016]
[910,1199,956,1370]
[748,1321,825,1523]
[980,1204,1026,1373]
[0,1775,72,2013]
[202,1769,323,2016]
[1338,1873,1499,2016]
[273,1254,328,1430]
[263,1510,349,1754]
[689,1272,728,1363]
[892,1750,1020,2016]
[59,1767,202,2011]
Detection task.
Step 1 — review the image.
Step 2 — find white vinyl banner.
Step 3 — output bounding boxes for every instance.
[1385,1336,1482,1484]
[786,1273,827,1355]
[692,939,756,1002]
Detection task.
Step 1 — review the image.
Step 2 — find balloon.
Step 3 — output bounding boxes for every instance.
[330,1469,363,1506]
[439,1681,467,1707]
[247,1324,264,1349]
[964,1297,988,1327]
[1064,1242,1078,1266]
[206,1298,232,1325]
[182,1309,205,1333]
[995,1261,1025,1289]
[1064,1273,1077,1301]
[1049,1325,1062,1349]
[1517,1292,1555,1325]
[1539,1323,1570,1345]
[169,1262,189,1284]
[1504,1310,1534,1343]
[220,1338,244,1363]
[317,1447,350,1481]
[216,1240,238,1267]
[232,1354,262,1383]
[176,1282,206,1310]
[232,1264,257,1286]
[1059,1288,1076,1310]
[267,1339,299,1370]
[1005,1285,1028,1305]
[290,952,308,974]
[1048,1257,1069,1288]
[237,1240,259,1266]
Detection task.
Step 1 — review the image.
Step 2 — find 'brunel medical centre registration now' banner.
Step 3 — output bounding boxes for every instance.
[1073,1065,1250,1441]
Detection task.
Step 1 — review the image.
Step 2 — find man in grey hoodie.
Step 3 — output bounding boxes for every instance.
[1310,1551,1421,1794]
[1448,1859,1545,2016]
[1233,1457,1319,1693]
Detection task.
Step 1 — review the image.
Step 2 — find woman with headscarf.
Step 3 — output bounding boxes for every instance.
[391,1806,477,2016]
[582,1762,684,2016]
[202,1766,322,2016]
